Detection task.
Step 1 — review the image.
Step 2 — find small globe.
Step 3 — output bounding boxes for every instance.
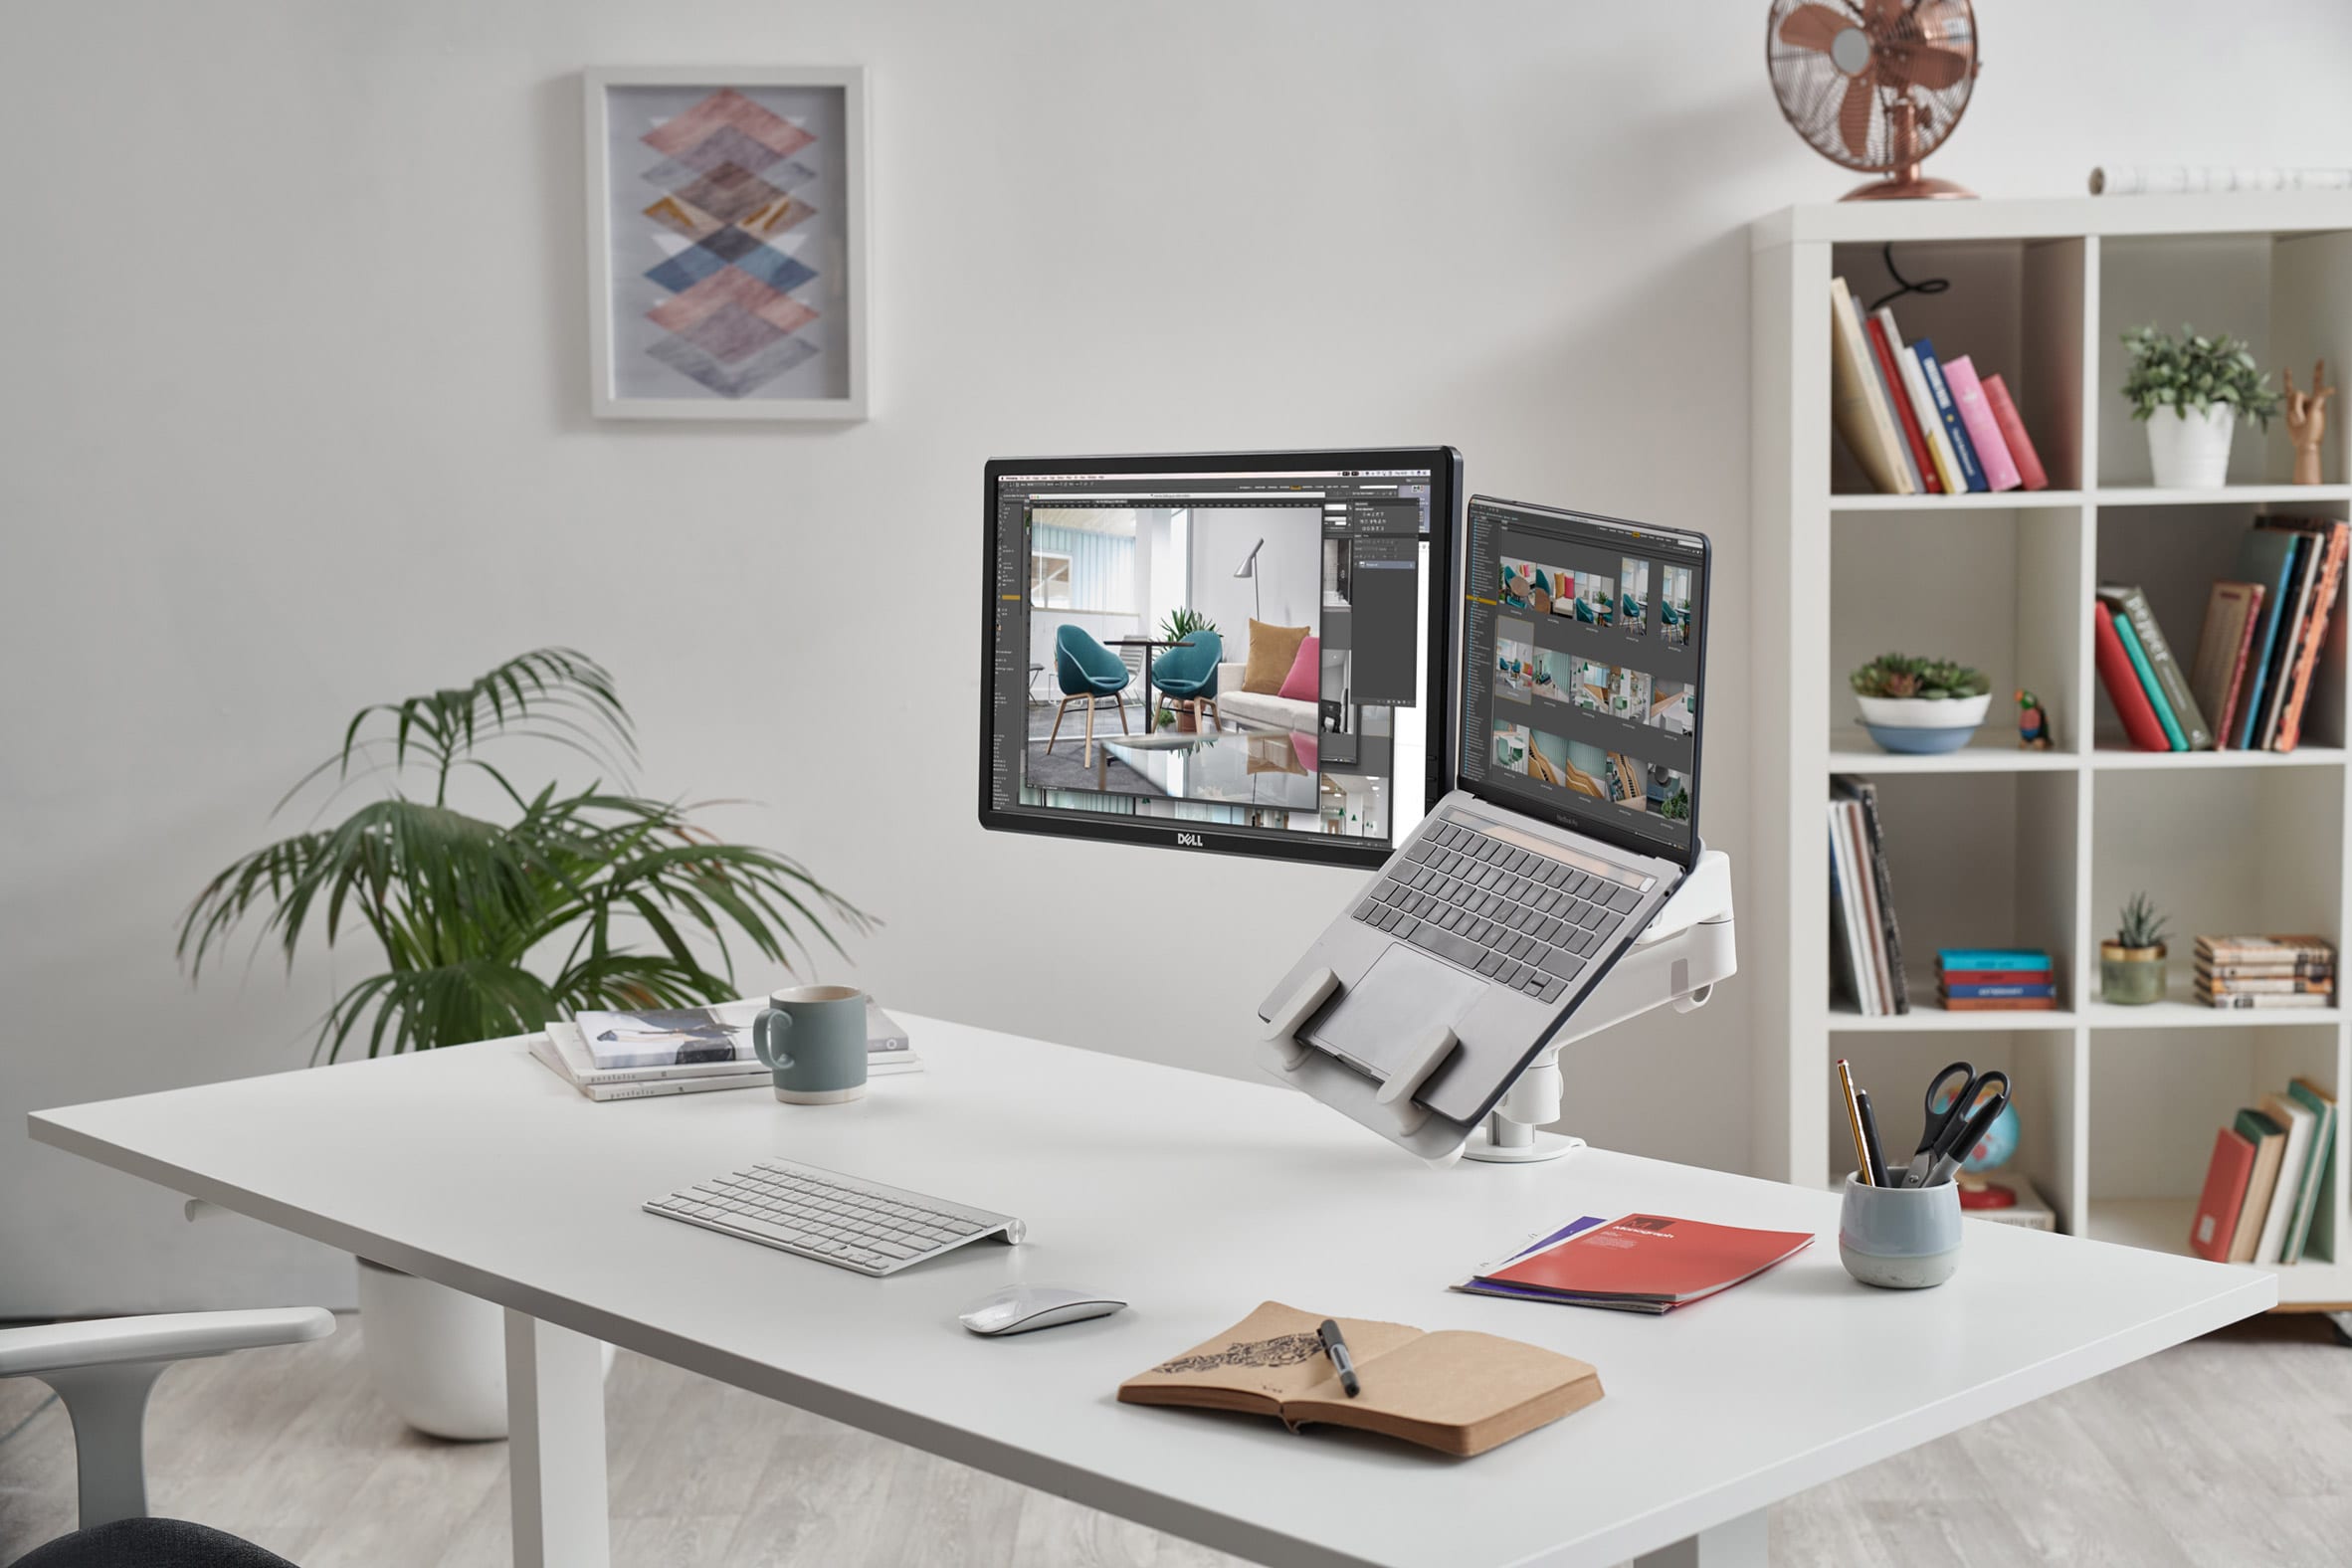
[1961,1101,2021,1174]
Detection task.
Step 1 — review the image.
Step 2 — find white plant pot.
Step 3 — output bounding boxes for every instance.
[1856,691,1993,730]
[2144,404,2237,489]
[356,1259,613,1440]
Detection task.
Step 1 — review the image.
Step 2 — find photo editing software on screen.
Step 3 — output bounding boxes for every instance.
[1458,498,1707,862]
[986,464,1434,852]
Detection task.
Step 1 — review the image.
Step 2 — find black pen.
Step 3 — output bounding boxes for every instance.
[1855,1088,1891,1189]
[1316,1318,1360,1397]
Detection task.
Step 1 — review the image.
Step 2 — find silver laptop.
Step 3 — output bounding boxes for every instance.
[1257,496,1711,1132]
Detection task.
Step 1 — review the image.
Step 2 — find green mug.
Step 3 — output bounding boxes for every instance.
[752,985,870,1104]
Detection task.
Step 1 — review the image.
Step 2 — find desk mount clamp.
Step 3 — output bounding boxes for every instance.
[1259,848,1735,1166]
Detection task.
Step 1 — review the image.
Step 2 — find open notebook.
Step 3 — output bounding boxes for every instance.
[1116,1300,1602,1458]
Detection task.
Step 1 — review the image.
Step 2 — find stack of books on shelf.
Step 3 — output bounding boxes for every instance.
[1827,277,2050,496]
[529,998,921,1101]
[2190,1077,2337,1267]
[1827,777,1905,1015]
[2093,517,2348,753]
[1935,948,2057,1011]
[2195,935,2336,1011]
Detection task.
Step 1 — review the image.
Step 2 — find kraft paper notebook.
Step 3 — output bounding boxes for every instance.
[1115,1300,1602,1458]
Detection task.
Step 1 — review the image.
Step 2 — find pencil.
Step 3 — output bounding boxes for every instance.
[1836,1058,1873,1185]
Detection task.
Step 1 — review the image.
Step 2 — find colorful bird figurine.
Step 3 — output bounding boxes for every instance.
[2016,688,2052,750]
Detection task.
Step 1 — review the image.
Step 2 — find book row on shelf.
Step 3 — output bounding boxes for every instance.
[2190,1076,2336,1268]
[1827,276,2051,496]
[2196,934,2336,1011]
[2095,519,2347,754]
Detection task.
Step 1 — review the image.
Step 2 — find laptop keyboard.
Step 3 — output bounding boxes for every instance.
[1351,817,1643,1003]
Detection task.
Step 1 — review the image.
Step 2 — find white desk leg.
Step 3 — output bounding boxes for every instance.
[503,1308,610,1568]
[1630,1508,1766,1568]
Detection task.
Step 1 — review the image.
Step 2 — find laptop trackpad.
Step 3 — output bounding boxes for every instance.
[1304,947,1483,1082]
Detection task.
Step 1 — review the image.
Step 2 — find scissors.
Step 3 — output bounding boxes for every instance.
[1902,1061,2012,1188]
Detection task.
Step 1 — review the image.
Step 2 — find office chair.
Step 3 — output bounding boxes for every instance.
[1046,624,1133,765]
[1150,629,1222,731]
[1,1307,334,1567]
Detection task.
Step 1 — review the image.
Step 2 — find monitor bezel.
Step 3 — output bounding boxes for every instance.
[1448,495,1712,873]
[978,446,1461,871]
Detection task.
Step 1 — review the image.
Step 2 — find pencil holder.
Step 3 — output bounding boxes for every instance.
[1838,1174,1963,1289]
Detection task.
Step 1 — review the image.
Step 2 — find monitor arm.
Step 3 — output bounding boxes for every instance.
[1259,847,1735,1166]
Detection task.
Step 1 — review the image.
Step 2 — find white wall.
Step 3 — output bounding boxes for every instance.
[1190,506,1320,659]
[7,0,2352,1313]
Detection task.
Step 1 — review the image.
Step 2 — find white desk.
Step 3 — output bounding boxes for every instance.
[31,1016,2272,1568]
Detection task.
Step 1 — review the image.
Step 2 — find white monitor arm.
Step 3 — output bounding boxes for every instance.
[1259,848,1735,1165]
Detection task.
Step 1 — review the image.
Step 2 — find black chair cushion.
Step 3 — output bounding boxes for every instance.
[12,1516,298,1568]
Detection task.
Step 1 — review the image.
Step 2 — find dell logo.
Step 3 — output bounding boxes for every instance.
[1176,832,1205,848]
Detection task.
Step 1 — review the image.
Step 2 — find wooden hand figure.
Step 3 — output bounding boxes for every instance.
[2284,359,2334,486]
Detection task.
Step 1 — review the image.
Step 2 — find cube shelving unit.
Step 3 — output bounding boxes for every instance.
[1751,194,2352,1309]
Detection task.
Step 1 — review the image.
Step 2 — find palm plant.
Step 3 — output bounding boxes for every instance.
[1158,607,1218,645]
[179,649,870,1062]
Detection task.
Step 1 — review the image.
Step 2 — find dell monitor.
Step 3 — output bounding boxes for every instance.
[979,448,1461,869]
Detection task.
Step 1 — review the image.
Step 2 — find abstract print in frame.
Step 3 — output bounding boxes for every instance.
[586,68,868,420]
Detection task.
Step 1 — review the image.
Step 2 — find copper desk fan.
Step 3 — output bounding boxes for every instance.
[1768,0,1980,200]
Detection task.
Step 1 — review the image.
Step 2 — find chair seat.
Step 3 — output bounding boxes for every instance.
[14,1517,299,1568]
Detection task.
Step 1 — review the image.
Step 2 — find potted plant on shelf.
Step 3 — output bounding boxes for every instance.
[2120,323,2282,489]
[2100,892,2170,1006]
[178,649,867,1439]
[1850,653,1993,754]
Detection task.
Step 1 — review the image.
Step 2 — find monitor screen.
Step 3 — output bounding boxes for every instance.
[980,448,1459,869]
[1455,495,1709,868]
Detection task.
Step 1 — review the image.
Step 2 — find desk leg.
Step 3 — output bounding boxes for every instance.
[1631,1508,1765,1568]
[503,1308,610,1568]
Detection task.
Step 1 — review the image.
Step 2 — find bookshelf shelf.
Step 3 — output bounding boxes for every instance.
[2092,484,2352,507]
[1830,1001,2077,1032]
[1828,490,2088,511]
[1755,195,2352,1308]
[1828,741,2076,774]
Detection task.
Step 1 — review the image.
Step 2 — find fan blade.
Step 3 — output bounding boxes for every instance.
[1838,72,1877,160]
[1777,3,1853,54]
[1882,40,1970,92]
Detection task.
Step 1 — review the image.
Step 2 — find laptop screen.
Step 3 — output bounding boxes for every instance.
[1455,496,1709,867]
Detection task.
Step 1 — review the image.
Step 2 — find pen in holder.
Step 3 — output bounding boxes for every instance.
[1838,1173,1963,1289]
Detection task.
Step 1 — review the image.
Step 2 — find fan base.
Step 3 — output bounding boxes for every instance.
[1844,171,1977,202]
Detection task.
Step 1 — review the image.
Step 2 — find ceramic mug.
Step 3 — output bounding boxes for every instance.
[752,985,869,1104]
[1838,1173,1964,1288]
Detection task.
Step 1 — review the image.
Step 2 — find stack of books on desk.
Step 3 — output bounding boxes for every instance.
[1935,948,2057,1011]
[2195,936,2336,1010]
[528,998,921,1100]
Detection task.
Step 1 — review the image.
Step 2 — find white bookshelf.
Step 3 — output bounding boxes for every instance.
[1751,195,2352,1309]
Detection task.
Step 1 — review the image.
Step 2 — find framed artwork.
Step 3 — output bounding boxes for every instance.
[584,67,869,420]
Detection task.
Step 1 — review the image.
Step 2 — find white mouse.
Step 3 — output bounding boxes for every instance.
[958,1285,1127,1336]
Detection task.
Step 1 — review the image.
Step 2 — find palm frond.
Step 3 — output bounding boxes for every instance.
[183,650,871,1059]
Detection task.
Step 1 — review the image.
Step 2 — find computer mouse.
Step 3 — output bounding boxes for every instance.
[958,1285,1127,1336]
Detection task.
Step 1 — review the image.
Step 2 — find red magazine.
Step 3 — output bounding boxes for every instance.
[1980,373,2050,491]
[2189,1127,2255,1262]
[1862,316,1940,491]
[1470,1214,1814,1312]
[2093,603,2170,750]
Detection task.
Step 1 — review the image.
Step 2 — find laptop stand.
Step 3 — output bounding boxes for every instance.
[1259,847,1735,1165]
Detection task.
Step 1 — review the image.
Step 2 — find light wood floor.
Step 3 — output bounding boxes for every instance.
[2,1315,2346,1567]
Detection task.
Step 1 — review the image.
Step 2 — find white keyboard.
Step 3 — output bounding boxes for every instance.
[643,1157,1026,1276]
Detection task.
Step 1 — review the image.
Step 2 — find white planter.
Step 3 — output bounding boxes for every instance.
[2144,404,2237,489]
[356,1259,613,1440]
[1856,691,1992,730]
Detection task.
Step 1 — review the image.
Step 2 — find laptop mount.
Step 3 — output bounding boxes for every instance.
[1259,847,1735,1165]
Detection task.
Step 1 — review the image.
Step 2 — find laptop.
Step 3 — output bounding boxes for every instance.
[1257,496,1711,1132]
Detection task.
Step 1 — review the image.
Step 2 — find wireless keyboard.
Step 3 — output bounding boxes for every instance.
[644,1157,1025,1276]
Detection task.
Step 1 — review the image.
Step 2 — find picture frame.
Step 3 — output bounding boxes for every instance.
[583,66,869,421]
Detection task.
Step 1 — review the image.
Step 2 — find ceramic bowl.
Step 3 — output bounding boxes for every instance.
[1855,691,1994,729]
[1859,720,1977,754]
